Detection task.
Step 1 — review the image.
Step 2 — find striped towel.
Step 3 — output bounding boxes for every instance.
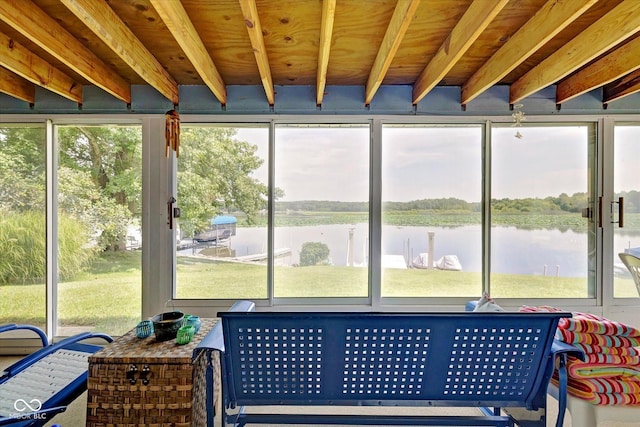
[558,312,640,337]
[520,305,640,336]
[566,376,640,394]
[566,357,640,380]
[581,353,640,366]
[571,343,640,357]
[551,376,640,405]
[520,305,640,346]
[520,305,564,313]
[523,304,640,406]
[556,329,640,348]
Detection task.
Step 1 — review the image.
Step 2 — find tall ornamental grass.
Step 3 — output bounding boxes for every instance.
[0,211,96,284]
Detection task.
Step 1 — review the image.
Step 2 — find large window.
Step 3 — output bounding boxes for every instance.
[0,124,47,329]
[172,121,604,304]
[0,123,142,337]
[175,125,269,300]
[55,125,142,336]
[490,124,596,299]
[273,124,370,298]
[613,124,640,298]
[381,125,483,298]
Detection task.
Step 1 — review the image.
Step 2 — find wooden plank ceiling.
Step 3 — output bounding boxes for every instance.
[1,0,639,109]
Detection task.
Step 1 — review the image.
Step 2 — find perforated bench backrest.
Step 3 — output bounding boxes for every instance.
[219,312,569,408]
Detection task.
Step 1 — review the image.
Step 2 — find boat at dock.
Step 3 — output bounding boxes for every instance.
[412,253,462,271]
[193,215,237,243]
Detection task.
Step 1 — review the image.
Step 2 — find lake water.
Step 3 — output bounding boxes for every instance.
[199,224,598,278]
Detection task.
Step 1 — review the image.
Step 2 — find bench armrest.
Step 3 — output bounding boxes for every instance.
[197,300,256,354]
[549,340,585,427]
[192,301,255,427]
[551,339,585,361]
[0,324,48,347]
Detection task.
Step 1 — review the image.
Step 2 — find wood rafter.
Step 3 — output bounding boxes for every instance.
[60,0,178,104]
[462,0,596,105]
[0,66,35,103]
[0,30,82,102]
[239,0,274,105]
[365,0,420,105]
[412,0,508,105]
[0,0,130,103]
[557,36,640,104]
[316,0,336,106]
[604,68,640,104]
[149,0,226,104]
[511,0,640,104]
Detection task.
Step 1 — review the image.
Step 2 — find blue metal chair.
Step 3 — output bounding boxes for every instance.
[0,324,112,427]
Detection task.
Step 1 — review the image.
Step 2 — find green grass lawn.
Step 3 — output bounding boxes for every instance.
[1,251,638,335]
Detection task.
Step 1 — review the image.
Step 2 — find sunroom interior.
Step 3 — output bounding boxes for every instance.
[2,0,640,348]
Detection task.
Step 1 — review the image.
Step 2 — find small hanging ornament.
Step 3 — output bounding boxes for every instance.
[511,104,526,139]
[165,109,180,157]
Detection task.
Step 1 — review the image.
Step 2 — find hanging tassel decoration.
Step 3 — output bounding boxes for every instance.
[165,109,180,157]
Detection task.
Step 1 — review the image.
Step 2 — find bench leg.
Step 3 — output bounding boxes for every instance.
[503,407,545,427]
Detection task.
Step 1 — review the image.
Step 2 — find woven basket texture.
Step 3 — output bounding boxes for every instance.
[86,318,220,427]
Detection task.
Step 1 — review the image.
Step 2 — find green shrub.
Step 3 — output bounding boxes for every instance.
[299,242,330,266]
[58,216,96,279]
[0,211,96,284]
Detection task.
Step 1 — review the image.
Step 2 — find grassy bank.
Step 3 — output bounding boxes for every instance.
[3,251,637,335]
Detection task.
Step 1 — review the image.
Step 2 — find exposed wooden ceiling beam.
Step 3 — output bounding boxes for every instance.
[511,0,640,104]
[0,30,82,102]
[603,68,640,104]
[60,0,178,104]
[557,36,640,104]
[150,0,226,105]
[316,0,336,106]
[462,0,596,106]
[412,0,508,105]
[0,66,35,103]
[0,0,130,103]
[365,0,420,105]
[239,0,275,105]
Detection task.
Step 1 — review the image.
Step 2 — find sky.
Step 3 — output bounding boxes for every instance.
[235,124,639,203]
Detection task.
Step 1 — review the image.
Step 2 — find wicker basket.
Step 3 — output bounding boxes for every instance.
[86,318,220,427]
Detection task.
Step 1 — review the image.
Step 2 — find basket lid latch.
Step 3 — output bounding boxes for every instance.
[126,365,138,385]
[126,364,151,385]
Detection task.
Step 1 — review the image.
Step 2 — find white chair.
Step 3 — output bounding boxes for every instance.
[619,252,640,296]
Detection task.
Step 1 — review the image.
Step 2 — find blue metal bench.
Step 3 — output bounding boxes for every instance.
[0,325,112,427]
[214,311,580,427]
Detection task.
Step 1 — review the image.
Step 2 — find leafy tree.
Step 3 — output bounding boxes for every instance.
[0,126,46,213]
[177,127,269,237]
[57,166,131,251]
[0,126,95,282]
[299,242,330,266]
[57,126,142,250]
[618,190,640,213]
